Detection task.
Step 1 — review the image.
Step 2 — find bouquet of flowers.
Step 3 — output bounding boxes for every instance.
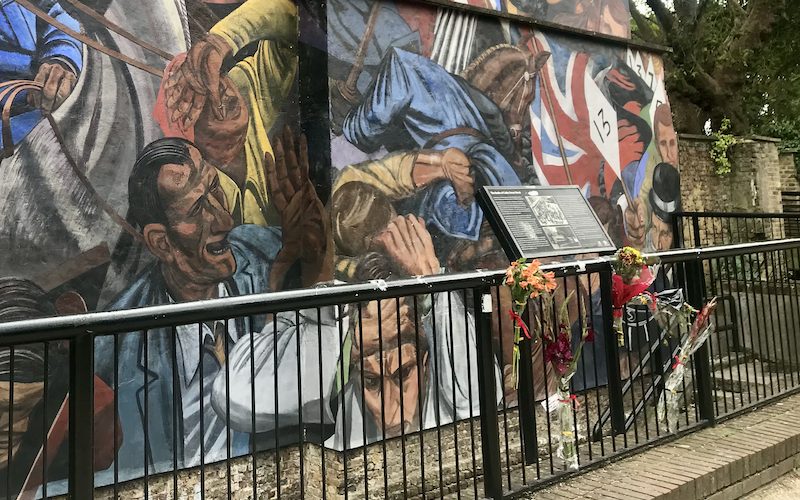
[610,247,658,346]
[504,258,558,388]
[658,297,718,432]
[537,291,594,470]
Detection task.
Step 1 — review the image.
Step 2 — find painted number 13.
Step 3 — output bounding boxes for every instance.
[594,108,611,143]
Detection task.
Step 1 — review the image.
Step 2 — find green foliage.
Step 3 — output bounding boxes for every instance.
[710,118,739,176]
[631,0,794,135]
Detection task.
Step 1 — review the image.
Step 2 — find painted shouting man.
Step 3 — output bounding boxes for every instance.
[93,128,334,483]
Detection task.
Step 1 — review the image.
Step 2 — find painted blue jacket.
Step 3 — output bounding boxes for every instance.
[93,224,282,485]
[0,0,83,143]
[343,48,521,240]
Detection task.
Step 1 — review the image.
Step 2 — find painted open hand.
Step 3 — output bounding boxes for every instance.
[373,214,440,276]
[624,198,647,249]
[163,34,232,131]
[28,62,77,112]
[412,148,474,206]
[265,126,332,289]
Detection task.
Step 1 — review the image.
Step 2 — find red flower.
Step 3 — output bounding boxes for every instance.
[585,325,596,342]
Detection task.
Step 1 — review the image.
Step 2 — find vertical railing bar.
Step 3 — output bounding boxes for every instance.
[294,310,305,499]
[316,308,327,500]
[540,295,555,474]
[747,248,769,401]
[706,258,724,416]
[587,272,607,456]
[783,248,800,389]
[198,323,204,500]
[430,293,445,498]
[685,258,715,425]
[763,250,784,393]
[272,314,280,499]
[249,314,258,500]
[7,345,13,500]
[356,302,368,499]
[446,292,462,498]
[776,250,798,389]
[462,288,479,500]
[42,341,49,499]
[69,333,94,500]
[395,296,408,500]
[225,319,232,498]
[743,249,764,401]
[491,286,512,488]
[518,291,537,476]
[727,256,752,405]
[336,304,349,500]
[413,294,426,497]
[758,250,778,396]
[376,299,388,498]
[723,254,746,407]
[473,285,502,499]
[171,327,179,500]
[113,333,119,498]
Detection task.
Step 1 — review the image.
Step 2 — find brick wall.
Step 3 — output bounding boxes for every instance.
[779,151,799,193]
[678,135,794,214]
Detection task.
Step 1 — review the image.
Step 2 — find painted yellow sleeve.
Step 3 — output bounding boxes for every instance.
[227,40,297,226]
[209,0,297,53]
[332,153,418,200]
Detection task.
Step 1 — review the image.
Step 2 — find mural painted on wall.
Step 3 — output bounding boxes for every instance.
[0,0,670,496]
[327,0,679,449]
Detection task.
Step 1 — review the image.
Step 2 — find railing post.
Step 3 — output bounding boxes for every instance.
[473,286,503,499]
[516,336,538,465]
[684,259,717,425]
[599,264,626,435]
[692,216,702,248]
[672,213,684,250]
[69,333,94,499]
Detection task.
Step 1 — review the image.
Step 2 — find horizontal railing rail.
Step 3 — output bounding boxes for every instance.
[2,239,798,345]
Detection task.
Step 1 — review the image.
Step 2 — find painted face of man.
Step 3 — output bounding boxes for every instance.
[352,299,429,438]
[651,213,673,252]
[656,121,679,167]
[154,146,236,288]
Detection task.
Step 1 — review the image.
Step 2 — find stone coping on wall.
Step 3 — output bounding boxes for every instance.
[678,133,783,143]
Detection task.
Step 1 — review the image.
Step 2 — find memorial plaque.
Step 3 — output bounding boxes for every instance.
[477,185,616,261]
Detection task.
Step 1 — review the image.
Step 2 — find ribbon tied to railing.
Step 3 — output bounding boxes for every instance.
[508,309,531,339]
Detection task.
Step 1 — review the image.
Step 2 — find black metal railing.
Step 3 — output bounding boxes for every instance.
[674,211,800,248]
[0,239,799,499]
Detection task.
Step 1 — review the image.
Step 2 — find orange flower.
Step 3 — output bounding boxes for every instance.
[506,275,515,285]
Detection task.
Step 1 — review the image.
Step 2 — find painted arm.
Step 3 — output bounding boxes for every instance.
[212,307,346,433]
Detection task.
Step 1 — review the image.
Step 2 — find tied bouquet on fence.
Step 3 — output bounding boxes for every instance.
[504,258,557,388]
[610,247,658,346]
[537,291,594,471]
[657,297,718,432]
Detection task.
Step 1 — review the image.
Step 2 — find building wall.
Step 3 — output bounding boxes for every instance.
[0,0,672,496]
[678,135,794,214]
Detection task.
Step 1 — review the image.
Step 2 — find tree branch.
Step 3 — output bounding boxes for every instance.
[630,3,660,43]
[727,0,783,57]
[645,0,676,34]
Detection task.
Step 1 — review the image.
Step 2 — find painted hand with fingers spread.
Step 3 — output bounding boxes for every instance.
[163,34,232,132]
[28,62,77,112]
[412,148,474,206]
[373,214,440,276]
[624,198,647,249]
[265,126,331,289]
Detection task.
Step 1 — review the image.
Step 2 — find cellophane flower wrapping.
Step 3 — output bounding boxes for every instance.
[555,378,579,470]
[657,299,718,433]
